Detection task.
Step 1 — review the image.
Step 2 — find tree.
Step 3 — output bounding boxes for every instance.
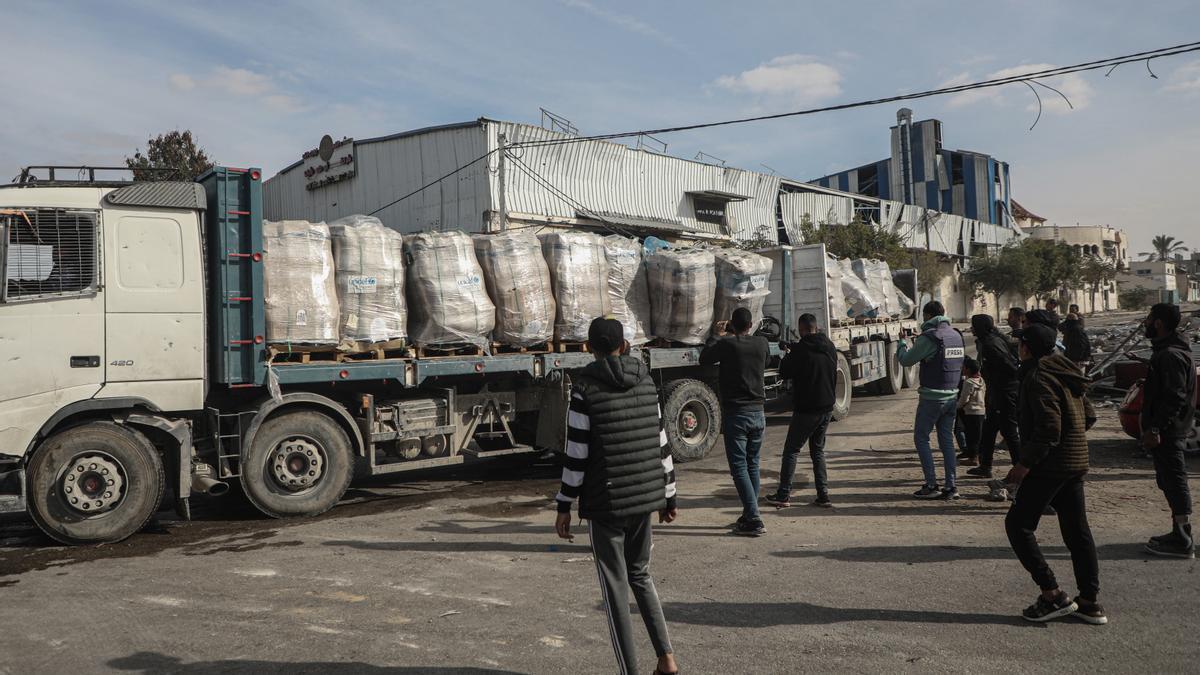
[961,243,1039,319]
[126,130,214,181]
[1021,238,1081,305]
[910,249,944,296]
[1140,235,1188,262]
[798,217,911,270]
[1078,256,1117,313]
[1119,287,1153,310]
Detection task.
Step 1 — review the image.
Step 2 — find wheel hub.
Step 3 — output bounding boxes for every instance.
[680,411,698,433]
[271,438,325,492]
[677,402,710,444]
[62,454,125,514]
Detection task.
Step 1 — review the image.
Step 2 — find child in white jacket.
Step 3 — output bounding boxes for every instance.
[957,358,987,463]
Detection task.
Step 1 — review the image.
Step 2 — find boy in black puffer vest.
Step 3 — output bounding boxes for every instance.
[555,317,679,675]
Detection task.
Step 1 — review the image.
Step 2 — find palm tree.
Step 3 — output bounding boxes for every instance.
[1140,235,1188,262]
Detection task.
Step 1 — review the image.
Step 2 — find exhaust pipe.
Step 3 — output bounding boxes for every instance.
[190,463,230,497]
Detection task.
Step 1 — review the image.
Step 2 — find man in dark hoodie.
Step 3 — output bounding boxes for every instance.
[1061,313,1092,369]
[969,314,1022,478]
[1140,303,1195,559]
[1003,324,1105,625]
[555,317,680,675]
[765,313,838,508]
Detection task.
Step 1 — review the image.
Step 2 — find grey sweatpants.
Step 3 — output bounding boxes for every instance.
[588,513,673,674]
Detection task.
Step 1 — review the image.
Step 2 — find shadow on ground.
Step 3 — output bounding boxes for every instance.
[108,651,523,674]
[771,542,1167,563]
[663,600,1038,628]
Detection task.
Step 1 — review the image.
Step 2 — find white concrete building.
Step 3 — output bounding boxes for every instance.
[1119,260,1179,304]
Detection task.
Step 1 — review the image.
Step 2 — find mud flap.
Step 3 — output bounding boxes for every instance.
[535,371,571,454]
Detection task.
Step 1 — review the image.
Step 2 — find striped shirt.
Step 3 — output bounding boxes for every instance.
[556,389,677,513]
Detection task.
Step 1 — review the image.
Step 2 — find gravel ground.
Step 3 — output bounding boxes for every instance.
[1,381,1197,674]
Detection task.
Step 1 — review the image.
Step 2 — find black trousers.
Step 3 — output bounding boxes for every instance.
[1151,438,1193,517]
[1005,472,1100,602]
[960,414,984,457]
[777,410,832,499]
[979,388,1020,469]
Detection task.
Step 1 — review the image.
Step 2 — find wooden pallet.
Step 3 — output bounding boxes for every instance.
[268,344,341,364]
[415,343,486,358]
[337,338,414,362]
[554,340,591,353]
[492,340,551,354]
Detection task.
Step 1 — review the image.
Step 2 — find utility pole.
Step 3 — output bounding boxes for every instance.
[497,133,508,232]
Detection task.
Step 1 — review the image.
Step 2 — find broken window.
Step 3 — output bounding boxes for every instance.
[2,208,97,302]
[950,155,964,186]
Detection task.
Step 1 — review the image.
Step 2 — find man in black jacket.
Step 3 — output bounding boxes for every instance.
[968,314,1021,479]
[700,307,771,536]
[1140,303,1196,559]
[765,313,838,508]
[555,318,680,675]
[1061,313,1092,368]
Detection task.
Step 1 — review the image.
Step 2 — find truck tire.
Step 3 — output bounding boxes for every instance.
[241,411,354,519]
[26,422,165,545]
[832,353,852,421]
[662,379,722,463]
[877,340,905,395]
[900,339,920,389]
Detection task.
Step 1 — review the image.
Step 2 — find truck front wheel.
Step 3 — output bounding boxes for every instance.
[662,379,722,463]
[877,341,905,395]
[27,422,165,545]
[832,353,852,421]
[241,411,354,519]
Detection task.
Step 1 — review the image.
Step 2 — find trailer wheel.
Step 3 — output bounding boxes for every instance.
[900,339,920,389]
[242,411,354,519]
[26,422,165,545]
[832,353,852,421]
[662,379,722,463]
[877,341,905,395]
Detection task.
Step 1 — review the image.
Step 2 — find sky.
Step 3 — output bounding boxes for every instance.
[1,0,1197,255]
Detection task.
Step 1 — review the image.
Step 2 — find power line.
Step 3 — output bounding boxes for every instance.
[366,41,1200,211]
[510,41,1200,149]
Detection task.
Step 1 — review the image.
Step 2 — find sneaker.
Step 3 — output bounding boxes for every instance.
[1022,592,1078,622]
[986,479,1010,502]
[763,492,791,508]
[732,518,766,537]
[966,466,993,478]
[1072,598,1108,625]
[955,451,973,461]
[959,456,978,467]
[810,495,834,508]
[1149,523,1192,545]
[913,485,942,500]
[937,487,960,500]
[1144,526,1195,559]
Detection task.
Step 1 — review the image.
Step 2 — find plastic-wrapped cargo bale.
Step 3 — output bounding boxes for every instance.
[837,258,879,318]
[894,287,916,319]
[473,231,555,347]
[824,254,849,320]
[712,248,773,330]
[328,215,407,348]
[404,231,495,350]
[645,247,716,345]
[263,220,339,345]
[603,235,652,345]
[851,258,899,317]
[540,232,611,342]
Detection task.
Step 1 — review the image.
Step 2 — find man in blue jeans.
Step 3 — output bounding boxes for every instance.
[898,301,965,500]
[700,307,770,536]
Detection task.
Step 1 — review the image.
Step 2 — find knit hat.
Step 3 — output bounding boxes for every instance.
[587,317,625,354]
[970,314,994,334]
[1021,323,1057,358]
[1025,309,1060,329]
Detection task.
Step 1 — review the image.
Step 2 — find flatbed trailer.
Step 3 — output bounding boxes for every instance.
[0,166,917,545]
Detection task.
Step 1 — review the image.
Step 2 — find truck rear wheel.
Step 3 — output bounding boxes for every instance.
[901,339,920,389]
[27,422,165,545]
[242,411,354,519]
[662,379,722,463]
[832,353,852,421]
[877,341,905,395]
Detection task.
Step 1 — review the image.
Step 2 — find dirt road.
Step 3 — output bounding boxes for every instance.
[1,385,1196,674]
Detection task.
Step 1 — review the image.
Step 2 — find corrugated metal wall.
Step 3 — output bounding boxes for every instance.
[779,191,855,244]
[487,121,782,242]
[263,123,493,233]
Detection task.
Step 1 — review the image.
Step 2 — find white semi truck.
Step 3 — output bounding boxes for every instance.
[0,166,919,545]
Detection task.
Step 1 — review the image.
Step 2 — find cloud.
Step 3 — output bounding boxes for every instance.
[714,55,842,105]
[944,63,1092,113]
[211,66,273,96]
[559,0,690,54]
[168,73,196,91]
[1163,59,1200,95]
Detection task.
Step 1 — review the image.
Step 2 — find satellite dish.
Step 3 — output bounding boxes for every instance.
[318,134,335,162]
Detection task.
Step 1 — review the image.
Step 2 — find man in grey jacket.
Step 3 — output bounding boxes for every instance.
[555,317,680,675]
